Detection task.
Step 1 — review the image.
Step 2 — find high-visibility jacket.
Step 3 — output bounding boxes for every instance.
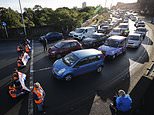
[17,59,23,68]
[33,86,44,104]
[25,45,30,53]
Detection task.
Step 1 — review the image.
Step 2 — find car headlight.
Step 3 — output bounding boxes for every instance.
[58,68,66,75]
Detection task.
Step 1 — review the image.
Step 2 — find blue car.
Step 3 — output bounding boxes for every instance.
[52,49,105,81]
[40,32,63,42]
[98,36,127,59]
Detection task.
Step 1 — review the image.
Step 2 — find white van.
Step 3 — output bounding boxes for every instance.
[69,27,96,40]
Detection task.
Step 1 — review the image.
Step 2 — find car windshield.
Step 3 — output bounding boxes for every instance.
[128,36,139,41]
[46,32,52,36]
[104,39,119,48]
[137,28,146,32]
[62,53,79,66]
[112,29,120,33]
[101,27,108,29]
[54,42,65,48]
[75,29,84,33]
[119,25,128,28]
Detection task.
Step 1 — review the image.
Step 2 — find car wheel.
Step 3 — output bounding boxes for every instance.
[96,66,103,73]
[65,74,72,81]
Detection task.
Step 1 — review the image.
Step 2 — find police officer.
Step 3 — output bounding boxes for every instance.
[110,90,132,115]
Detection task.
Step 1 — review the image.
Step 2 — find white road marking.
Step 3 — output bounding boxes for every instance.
[33,67,51,73]
[28,40,34,115]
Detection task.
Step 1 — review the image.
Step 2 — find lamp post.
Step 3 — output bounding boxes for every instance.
[18,0,27,36]
[105,0,107,8]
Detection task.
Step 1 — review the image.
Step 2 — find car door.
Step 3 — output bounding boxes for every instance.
[87,56,100,71]
[70,42,78,51]
[73,58,90,76]
[118,40,126,55]
[61,43,71,56]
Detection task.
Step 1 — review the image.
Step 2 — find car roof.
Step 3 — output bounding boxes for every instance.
[60,39,78,43]
[80,27,95,29]
[113,28,121,30]
[92,32,105,36]
[108,36,126,41]
[72,49,102,59]
[119,23,128,25]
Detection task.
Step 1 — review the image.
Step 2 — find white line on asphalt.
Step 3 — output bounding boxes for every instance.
[33,67,52,73]
[28,40,34,115]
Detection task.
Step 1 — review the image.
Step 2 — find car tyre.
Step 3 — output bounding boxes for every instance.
[96,66,103,73]
[65,74,72,81]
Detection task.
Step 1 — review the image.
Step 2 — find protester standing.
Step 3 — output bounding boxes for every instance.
[42,38,47,52]
[33,82,46,114]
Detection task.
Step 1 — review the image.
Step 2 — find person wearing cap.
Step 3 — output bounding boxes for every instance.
[110,89,132,115]
[33,82,46,113]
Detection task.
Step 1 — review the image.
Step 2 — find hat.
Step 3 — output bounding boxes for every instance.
[34,82,40,88]
[118,90,126,96]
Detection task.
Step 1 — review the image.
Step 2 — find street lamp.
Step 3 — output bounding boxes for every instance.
[18,0,27,36]
[105,0,107,8]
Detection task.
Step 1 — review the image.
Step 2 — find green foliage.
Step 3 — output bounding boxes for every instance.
[0,5,109,32]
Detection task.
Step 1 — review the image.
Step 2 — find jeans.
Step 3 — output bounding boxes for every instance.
[37,101,44,112]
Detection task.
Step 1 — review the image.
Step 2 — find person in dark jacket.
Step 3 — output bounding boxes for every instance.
[42,38,47,52]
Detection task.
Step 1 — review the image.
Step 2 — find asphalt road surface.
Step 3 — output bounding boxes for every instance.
[0,20,154,115]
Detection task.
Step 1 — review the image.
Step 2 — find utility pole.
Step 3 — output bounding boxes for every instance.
[105,0,107,8]
[19,0,27,36]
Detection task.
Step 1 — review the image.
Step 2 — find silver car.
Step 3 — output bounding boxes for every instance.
[127,33,142,48]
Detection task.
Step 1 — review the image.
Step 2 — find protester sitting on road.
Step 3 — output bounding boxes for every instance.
[33,82,46,114]
[110,89,132,115]
[17,53,25,69]
[25,44,31,53]
[9,70,30,98]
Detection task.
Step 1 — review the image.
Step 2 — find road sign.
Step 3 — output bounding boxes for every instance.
[2,22,7,27]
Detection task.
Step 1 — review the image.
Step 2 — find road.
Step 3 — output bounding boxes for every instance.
[0,20,154,115]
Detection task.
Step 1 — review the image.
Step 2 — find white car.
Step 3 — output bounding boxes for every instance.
[127,33,142,48]
[109,28,122,36]
[69,27,96,40]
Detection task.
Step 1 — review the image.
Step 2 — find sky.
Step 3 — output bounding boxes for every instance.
[0,0,138,11]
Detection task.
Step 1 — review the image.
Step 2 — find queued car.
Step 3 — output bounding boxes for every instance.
[40,32,63,42]
[52,49,105,81]
[98,36,127,59]
[127,33,142,48]
[109,28,123,36]
[135,27,148,39]
[97,26,112,34]
[48,40,82,59]
[135,21,145,27]
[82,33,108,48]
[118,23,129,36]
[69,27,96,41]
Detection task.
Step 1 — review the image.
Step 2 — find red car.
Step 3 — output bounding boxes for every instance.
[48,40,82,59]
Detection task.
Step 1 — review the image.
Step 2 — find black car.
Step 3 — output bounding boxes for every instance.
[40,32,63,42]
[82,33,108,48]
[97,26,111,34]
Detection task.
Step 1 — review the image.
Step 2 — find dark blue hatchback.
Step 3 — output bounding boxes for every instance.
[52,49,105,81]
[40,32,63,42]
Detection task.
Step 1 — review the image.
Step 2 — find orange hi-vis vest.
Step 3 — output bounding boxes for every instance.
[25,45,30,53]
[33,87,44,104]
